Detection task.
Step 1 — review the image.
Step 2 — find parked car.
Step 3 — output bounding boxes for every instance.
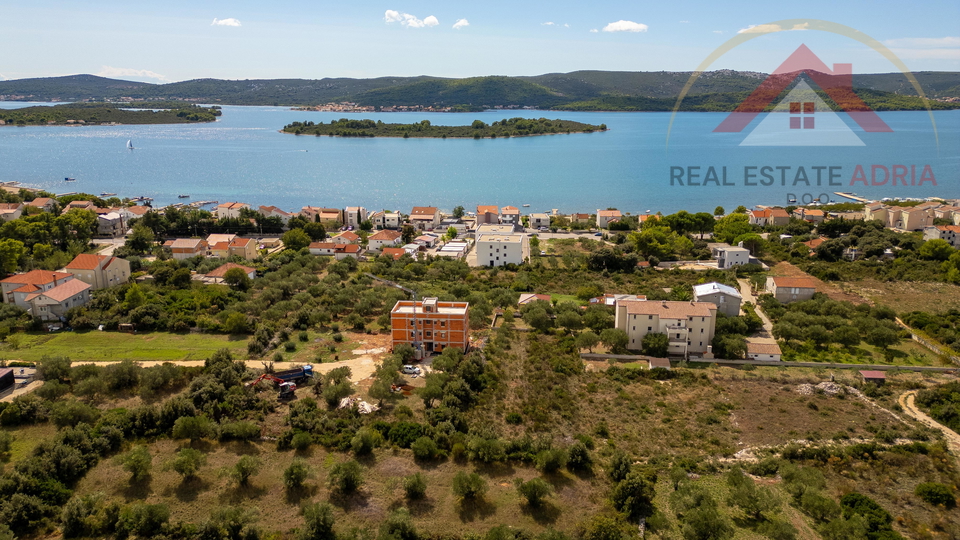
[594,232,603,236]
[402,365,421,374]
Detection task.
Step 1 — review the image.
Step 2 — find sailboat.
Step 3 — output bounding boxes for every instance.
[126,140,134,150]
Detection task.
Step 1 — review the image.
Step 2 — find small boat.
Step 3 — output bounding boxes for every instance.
[522,204,530,207]
[787,196,797,204]
[100,192,116,197]
[64,177,76,182]
[178,194,190,198]
[126,140,134,150]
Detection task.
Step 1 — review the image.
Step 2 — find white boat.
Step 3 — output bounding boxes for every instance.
[522,204,530,207]
[64,177,76,182]
[126,140,134,150]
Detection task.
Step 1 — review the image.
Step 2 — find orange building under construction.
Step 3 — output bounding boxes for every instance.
[390,297,469,354]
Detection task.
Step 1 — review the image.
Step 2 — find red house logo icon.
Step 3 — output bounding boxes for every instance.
[714,44,893,134]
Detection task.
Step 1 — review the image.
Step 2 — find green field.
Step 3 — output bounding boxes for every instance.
[0,331,247,363]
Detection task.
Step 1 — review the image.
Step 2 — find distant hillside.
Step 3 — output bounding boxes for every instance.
[0,70,958,110]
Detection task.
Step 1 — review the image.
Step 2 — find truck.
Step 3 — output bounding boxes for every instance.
[271,364,314,383]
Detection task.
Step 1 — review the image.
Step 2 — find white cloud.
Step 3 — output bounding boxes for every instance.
[602,20,648,33]
[211,17,241,27]
[96,66,169,83]
[542,22,555,26]
[679,20,690,23]
[713,30,724,34]
[884,36,960,48]
[589,28,598,33]
[564,23,570,28]
[385,10,438,28]
[452,18,469,30]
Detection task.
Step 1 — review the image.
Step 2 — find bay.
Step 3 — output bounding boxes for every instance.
[0,102,956,214]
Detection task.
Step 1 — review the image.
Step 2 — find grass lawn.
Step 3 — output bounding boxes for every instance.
[550,294,583,305]
[0,331,248,363]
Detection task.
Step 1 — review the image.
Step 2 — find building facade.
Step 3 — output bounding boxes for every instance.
[766,276,817,303]
[390,298,469,354]
[692,282,742,317]
[615,299,718,357]
[475,224,529,267]
[64,254,131,290]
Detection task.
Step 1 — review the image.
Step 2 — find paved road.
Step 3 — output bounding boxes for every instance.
[899,390,960,459]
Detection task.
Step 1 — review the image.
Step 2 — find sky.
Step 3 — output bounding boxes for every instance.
[1,0,958,83]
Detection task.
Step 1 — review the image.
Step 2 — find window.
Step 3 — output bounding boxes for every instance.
[648,315,653,320]
[647,327,652,331]
[440,321,446,327]
[789,101,815,129]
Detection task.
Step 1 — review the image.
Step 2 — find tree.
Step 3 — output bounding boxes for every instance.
[222,267,251,291]
[600,328,629,354]
[452,205,465,219]
[225,455,261,486]
[865,326,900,349]
[124,283,147,310]
[282,228,311,251]
[556,310,583,332]
[919,239,954,261]
[714,206,725,216]
[641,333,669,357]
[726,468,774,521]
[350,428,381,455]
[37,355,72,383]
[524,307,553,333]
[608,451,632,483]
[126,222,155,253]
[575,330,600,352]
[516,478,553,507]
[303,222,327,241]
[567,441,593,471]
[452,471,487,500]
[300,502,336,540]
[283,458,313,490]
[681,506,735,540]
[611,468,657,520]
[121,445,152,482]
[447,226,458,239]
[713,213,753,243]
[401,224,417,245]
[328,460,363,494]
[166,447,206,480]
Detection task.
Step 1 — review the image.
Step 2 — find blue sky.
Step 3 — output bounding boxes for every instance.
[1,0,958,82]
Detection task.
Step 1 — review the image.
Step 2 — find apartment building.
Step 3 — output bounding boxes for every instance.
[390,297,470,354]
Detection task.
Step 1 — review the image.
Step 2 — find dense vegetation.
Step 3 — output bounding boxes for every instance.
[282,117,606,138]
[915,381,960,432]
[0,102,221,126]
[2,70,958,108]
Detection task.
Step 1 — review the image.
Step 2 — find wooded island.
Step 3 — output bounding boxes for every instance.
[0,102,222,126]
[282,117,607,138]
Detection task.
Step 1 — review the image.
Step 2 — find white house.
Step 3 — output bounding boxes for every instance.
[714,246,750,269]
[597,209,622,229]
[475,224,529,267]
[343,206,368,229]
[216,202,250,219]
[529,213,550,229]
[259,205,292,224]
[368,229,402,251]
[923,225,960,248]
[692,282,742,317]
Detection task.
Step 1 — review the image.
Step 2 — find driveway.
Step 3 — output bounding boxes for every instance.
[738,277,775,342]
[899,390,960,460]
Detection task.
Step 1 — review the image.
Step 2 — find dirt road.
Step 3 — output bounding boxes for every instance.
[737,278,775,342]
[899,390,960,458]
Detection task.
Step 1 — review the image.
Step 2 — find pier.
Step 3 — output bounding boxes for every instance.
[834,192,874,203]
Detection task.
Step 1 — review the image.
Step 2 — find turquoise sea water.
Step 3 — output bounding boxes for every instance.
[0,103,956,214]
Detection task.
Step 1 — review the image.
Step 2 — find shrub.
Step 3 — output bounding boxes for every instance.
[284,341,296,352]
[35,380,69,400]
[403,473,427,500]
[120,445,153,482]
[219,421,261,441]
[410,436,440,460]
[291,432,313,451]
[37,355,72,383]
[328,460,363,494]
[380,508,418,540]
[165,448,206,479]
[172,416,216,441]
[283,458,312,490]
[350,428,381,455]
[332,332,344,343]
[608,451,632,482]
[612,469,657,520]
[224,455,261,486]
[914,482,956,508]
[516,478,553,507]
[116,503,170,538]
[505,412,522,425]
[452,471,487,500]
[567,441,592,471]
[300,502,335,540]
[50,399,100,428]
[0,430,12,454]
[535,448,568,473]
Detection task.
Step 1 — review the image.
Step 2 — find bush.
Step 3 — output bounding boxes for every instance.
[403,473,427,500]
[298,331,309,342]
[120,445,153,482]
[166,448,206,479]
[219,421,261,441]
[0,430,12,454]
[35,380,69,400]
[328,460,363,494]
[291,431,313,451]
[505,412,522,425]
[608,451,632,482]
[612,469,657,520]
[452,471,487,500]
[535,448,568,473]
[567,441,592,471]
[172,416,217,441]
[300,502,335,540]
[350,428,381,455]
[116,503,170,538]
[410,436,440,460]
[283,458,312,490]
[516,478,553,507]
[50,399,100,428]
[380,508,418,540]
[914,482,956,508]
[224,455,261,486]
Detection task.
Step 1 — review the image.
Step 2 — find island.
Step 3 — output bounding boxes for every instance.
[0,101,222,126]
[281,117,607,138]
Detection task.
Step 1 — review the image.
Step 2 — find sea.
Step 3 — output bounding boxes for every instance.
[0,102,957,214]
